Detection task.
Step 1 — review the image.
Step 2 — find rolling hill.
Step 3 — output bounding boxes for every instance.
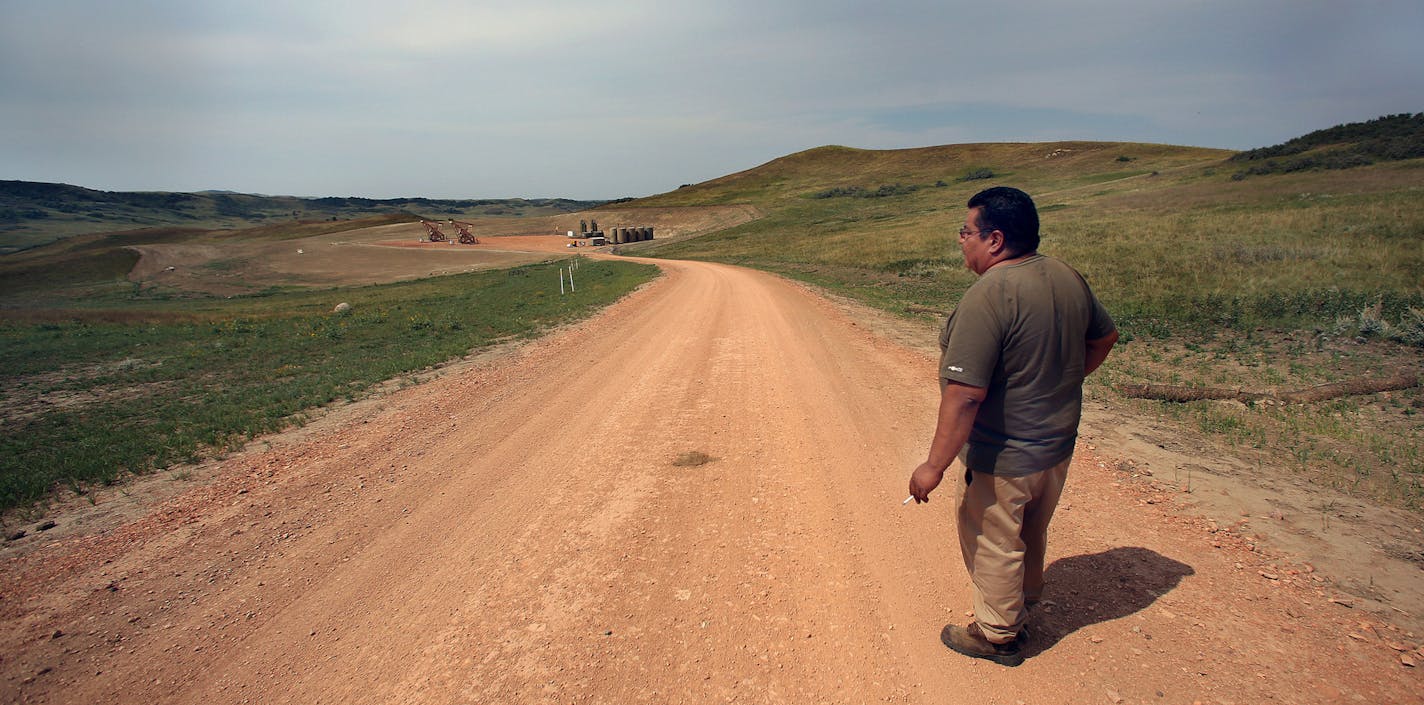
[626,133,1423,339]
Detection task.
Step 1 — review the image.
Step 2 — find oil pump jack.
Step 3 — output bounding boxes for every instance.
[421,220,448,243]
[450,220,478,244]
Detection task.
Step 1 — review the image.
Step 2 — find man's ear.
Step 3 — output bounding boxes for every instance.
[988,230,1007,255]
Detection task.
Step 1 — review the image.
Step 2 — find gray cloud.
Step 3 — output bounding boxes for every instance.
[2,0,1420,198]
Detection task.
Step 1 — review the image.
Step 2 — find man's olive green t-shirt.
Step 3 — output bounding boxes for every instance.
[938,254,1115,476]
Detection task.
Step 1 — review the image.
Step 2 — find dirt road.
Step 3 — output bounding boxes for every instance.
[3,258,1421,704]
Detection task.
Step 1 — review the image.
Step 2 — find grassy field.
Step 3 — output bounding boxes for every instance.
[0,257,658,511]
[634,140,1424,509]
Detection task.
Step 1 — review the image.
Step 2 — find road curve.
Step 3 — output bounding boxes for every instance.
[2,258,1418,704]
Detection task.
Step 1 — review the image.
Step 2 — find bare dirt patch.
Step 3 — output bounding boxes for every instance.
[127,222,555,295]
[0,358,169,424]
[1078,398,1424,636]
[1,382,174,425]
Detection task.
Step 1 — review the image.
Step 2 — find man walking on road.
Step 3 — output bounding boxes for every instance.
[908,186,1118,667]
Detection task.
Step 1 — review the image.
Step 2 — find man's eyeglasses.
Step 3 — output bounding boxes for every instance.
[959,227,992,240]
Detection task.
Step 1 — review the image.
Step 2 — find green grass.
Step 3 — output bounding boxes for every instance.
[0,258,657,510]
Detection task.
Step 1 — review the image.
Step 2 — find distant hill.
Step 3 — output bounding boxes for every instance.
[0,181,606,254]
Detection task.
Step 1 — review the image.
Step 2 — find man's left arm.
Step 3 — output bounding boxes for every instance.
[1084,330,1118,376]
[908,381,988,503]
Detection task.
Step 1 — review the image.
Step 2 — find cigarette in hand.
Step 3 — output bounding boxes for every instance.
[903,495,914,505]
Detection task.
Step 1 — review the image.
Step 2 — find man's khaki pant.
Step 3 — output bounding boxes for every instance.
[956,456,1071,644]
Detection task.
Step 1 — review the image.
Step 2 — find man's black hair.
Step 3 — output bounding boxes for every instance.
[967,186,1040,256]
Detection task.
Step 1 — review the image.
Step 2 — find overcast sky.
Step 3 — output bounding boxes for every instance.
[2,1,1421,200]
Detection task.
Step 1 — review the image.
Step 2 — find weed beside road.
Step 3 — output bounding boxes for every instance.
[0,258,657,511]
[1090,334,1423,507]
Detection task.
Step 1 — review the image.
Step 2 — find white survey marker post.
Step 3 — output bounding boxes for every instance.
[559,268,565,295]
[569,267,575,292]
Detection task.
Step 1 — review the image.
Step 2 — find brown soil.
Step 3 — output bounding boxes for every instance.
[125,222,554,296]
[125,205,760,296]
[3,240,1422,703]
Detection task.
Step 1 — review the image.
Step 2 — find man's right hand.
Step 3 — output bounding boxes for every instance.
[909,462,946,503]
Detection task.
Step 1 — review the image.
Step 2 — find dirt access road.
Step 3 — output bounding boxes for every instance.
[3,256,1422,704]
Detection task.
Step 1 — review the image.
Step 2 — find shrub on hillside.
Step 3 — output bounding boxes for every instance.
[810,183,922,199]
[811,186,866,199]
[0,207,49,222]
[1230,113,1424,177]
[869,183,920,197]
[1232,149,1377,180]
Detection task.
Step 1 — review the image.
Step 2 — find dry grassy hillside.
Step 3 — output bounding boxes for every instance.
[629,142,1229,207]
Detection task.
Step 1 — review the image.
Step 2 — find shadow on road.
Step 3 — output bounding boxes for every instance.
[1025,546,1195,657]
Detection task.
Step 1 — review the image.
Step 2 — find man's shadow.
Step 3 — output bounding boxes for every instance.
[1024,546,1194,656]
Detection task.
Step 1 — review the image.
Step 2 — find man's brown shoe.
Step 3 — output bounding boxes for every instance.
[940,622,1025,667]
